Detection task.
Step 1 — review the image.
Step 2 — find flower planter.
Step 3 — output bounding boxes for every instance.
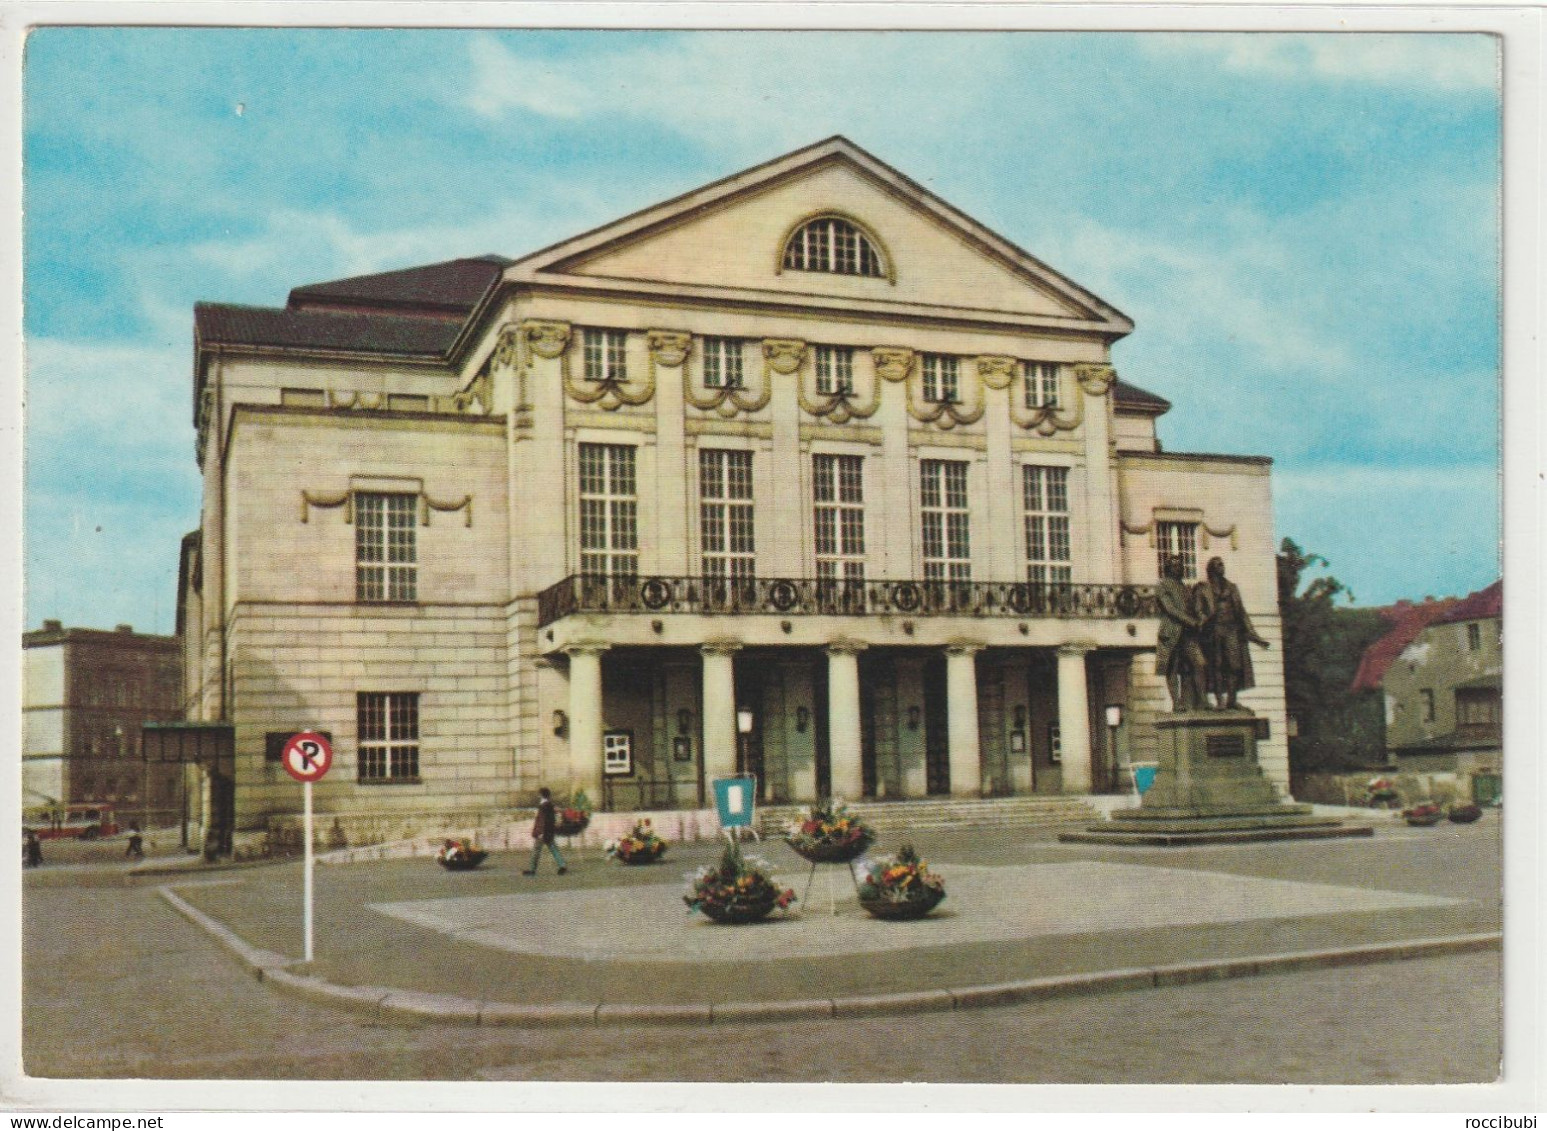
[555,817,590,837]
[1404,807,1443,827]
[698,895,779,924]
[788,835,871,864]
[615,843,666,865]
[859,888,945,920]
[1448,804,1483,824]
[437,850,488,871]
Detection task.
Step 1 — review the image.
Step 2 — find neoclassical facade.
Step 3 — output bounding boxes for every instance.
[180,137,1288,836]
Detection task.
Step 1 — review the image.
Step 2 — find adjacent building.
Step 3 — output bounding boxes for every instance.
[1354,581,1502,779]
[22,621,184,823]
[179,137,1289,840]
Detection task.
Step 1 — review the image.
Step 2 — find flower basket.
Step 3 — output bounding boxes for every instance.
[1403,802,1444,827]
[685,843,796,924]
[436,841,487,870]
[859,886,946,920]
[1447,803,1483,824]
[555,791,592,836]
[856,844,945,921]
[784,799,875,864]
[606,819,668,865]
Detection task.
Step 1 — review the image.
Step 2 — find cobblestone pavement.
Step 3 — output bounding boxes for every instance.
[19,815,1504,1085]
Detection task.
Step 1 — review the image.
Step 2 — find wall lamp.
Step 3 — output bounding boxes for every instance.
[907,705,922,731]
[795,706,810,733]
[1104,704,1124,730]
[552,709,568,738]
[737,707,755,735]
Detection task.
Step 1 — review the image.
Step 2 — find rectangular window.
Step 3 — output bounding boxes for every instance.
[700,449,756,580]
[1023,465,1072,585]
[357,692,420,783]
[920,459,971,582]
[578,443,638,578]
[921,354,960,404]
[1420,689,1435,723]
[814,454,866,583]
[1025,362,1061,409]
[814,346,854,395]
[702,337,745,390]
[1467,622,1482,651]
[582,328,628,382]
[1156,521,1199,580]
[1456,691,1500,728]
[355,492,417,601]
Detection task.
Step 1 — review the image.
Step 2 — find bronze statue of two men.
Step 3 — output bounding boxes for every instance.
[1157,555,1270,712]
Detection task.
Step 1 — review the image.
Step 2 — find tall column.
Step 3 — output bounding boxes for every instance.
[945,641,983,798]
[826,641,867,800]
[700,641,742,783]
[1074,364,1120,584]
[564,642,610,798]
[1057,643,1095,794]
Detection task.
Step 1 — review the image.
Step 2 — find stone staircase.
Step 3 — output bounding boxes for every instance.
[757,795,1101,837]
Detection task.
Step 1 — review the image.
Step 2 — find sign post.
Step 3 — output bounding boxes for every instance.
[281,731,333,962]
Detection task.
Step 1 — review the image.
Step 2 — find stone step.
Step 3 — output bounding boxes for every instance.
[758,796,1101,834]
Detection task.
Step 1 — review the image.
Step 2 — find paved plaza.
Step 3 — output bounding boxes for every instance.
[19,812,1505,1085]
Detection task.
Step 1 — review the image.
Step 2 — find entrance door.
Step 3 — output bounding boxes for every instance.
[860,665,878,799]
[923,655,950,795]
[813,669,831,799]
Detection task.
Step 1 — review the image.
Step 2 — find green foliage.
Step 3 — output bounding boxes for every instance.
[1277,538,1392,774]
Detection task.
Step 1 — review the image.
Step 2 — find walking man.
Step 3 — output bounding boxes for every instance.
[523,787,567,875]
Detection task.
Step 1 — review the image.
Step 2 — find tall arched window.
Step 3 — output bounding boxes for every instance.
[782,216,885,278]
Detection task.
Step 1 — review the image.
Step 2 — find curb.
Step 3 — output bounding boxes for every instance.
[156,886,1500,1028]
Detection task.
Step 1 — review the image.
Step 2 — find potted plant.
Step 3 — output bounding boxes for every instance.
[1402,801,1444,827]
[857,844,946,920]
[684,842,797,924]
[606,818,668,865]
[1447,802,1483,824]
[1365,777,1400,808]
[556,790,592,837]
[435,838,488,871]
[784,798,875,864]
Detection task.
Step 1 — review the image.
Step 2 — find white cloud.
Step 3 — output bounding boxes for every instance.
[459,33,1005,158]
[1141,33,1498,92]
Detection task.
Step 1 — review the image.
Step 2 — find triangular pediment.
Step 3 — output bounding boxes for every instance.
[508,137,1131,333]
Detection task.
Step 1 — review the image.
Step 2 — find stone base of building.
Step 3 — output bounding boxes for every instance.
[1061,710,1373,846]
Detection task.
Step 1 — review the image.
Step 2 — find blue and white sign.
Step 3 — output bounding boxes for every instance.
[713,776,758,829]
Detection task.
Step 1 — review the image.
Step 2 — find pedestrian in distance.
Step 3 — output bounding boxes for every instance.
[125,822,145,860]
[522,787,567,875]
[24,830,43,868]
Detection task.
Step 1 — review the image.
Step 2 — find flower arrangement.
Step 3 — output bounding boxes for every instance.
[684,842,796,923]
[436,838,487,871]
[856,844,946,920]
[1447,802,1483,824]
[1365,777,1400,807]
[1402,801,1444,827]
[605,818,668,865]
[556,790,592,836]
[784,798,875,863]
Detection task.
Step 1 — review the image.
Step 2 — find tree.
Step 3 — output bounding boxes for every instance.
[1277,539,1390,777]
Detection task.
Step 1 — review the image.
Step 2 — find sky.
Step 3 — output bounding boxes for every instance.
[18,27,1503,634]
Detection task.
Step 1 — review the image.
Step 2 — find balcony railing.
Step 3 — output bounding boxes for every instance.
[537,574,1157,628]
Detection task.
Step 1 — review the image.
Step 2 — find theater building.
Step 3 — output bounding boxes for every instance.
[179,137,1288,839]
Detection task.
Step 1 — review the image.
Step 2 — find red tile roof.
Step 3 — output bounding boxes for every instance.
[1433,579,1502,625]
[1349,597,1461,692]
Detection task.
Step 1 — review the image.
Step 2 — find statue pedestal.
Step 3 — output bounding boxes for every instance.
[1060,710,1373,846]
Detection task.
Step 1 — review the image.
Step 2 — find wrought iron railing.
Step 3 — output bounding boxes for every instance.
[537,573,1156,627]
